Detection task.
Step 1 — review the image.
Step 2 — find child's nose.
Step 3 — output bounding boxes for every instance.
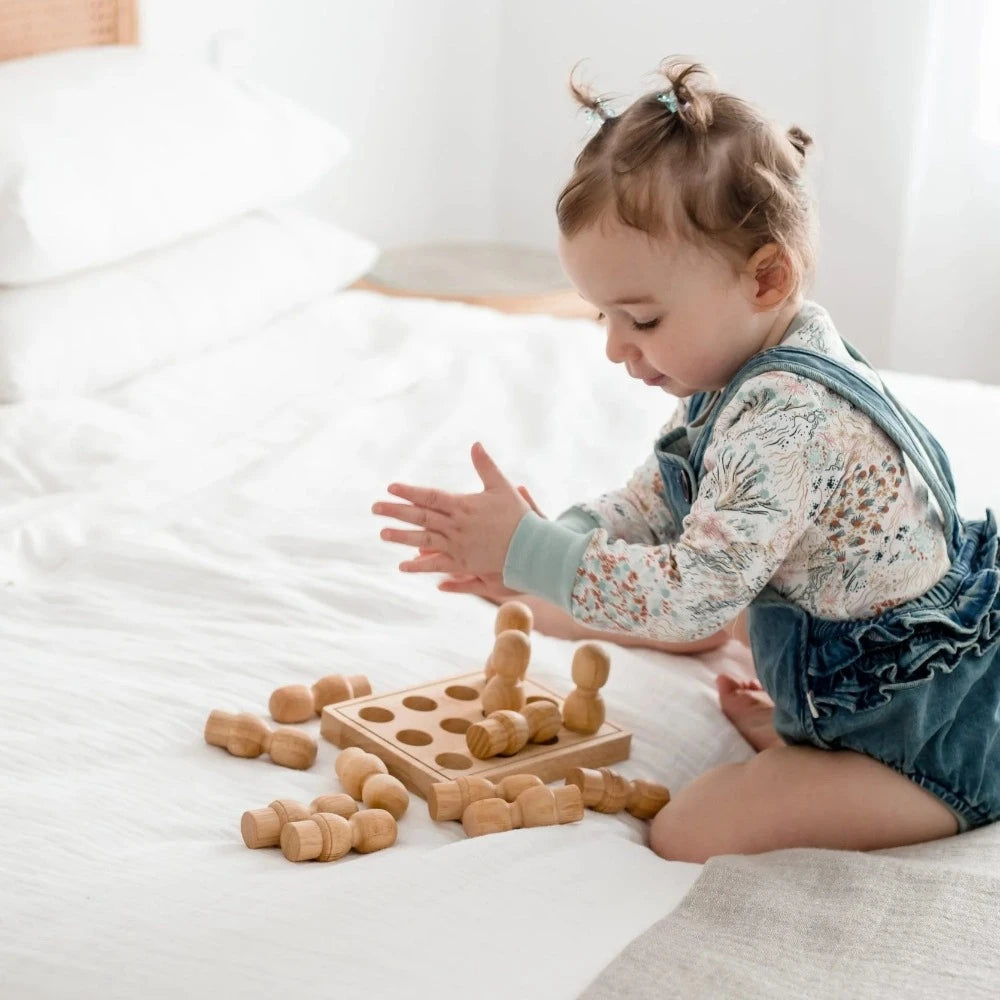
[605,323,640,365]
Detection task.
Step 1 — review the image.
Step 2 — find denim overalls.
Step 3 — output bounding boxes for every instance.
[654,342,1000,832]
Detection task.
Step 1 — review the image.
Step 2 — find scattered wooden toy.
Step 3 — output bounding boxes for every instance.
[240,794,358,849]
[485,600,533,679]
[210,617,638,863]
[466,701,562,760]
[565,767,671,819]
[269,673,372,724]
[321,670,630,800]
[334,746,409,819]
[427,774,542,823]
[461,783,584,838]
[204,710,317,769]
[280,809,397,862]
[481,629,530,716]
[562,644,611,735]
[309,793,360,816]
[427,774,543,821]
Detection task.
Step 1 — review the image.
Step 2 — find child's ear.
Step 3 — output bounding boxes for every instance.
[742,243,793,307]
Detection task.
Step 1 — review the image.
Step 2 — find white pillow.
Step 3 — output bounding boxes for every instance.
[0,208,377,401]
[0,46,348,284]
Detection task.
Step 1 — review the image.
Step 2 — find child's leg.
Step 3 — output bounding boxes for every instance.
[649,744,960,863]
[570,618,733,654]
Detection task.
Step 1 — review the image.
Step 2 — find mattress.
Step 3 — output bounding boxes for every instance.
[2,289,997,999]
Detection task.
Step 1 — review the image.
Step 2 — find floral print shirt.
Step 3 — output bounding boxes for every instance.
[503,300,951,641]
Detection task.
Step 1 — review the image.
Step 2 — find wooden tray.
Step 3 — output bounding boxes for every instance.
[320,671,631,800]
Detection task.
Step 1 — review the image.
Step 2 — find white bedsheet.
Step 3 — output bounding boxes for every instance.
[1,290,997,999]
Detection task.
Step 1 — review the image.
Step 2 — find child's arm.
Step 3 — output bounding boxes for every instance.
[440,572,733,652]
[538,597,737,652]
[437,399,732,653]
[504,376,844,644]
[374,376,838,646]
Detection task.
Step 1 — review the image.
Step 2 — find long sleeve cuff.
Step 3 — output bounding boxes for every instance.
[502,511,595,610]
[555,505,602,533]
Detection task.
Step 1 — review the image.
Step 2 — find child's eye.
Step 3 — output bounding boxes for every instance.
[595,311,660,332]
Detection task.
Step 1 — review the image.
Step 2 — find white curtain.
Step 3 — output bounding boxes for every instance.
[888,0,1000,382]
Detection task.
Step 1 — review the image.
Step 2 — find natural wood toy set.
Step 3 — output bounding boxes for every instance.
[204,601,671,862]
[319,603,632,798]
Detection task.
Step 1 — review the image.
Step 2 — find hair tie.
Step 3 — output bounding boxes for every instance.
[584,101,618,124]
[656,90,680,113]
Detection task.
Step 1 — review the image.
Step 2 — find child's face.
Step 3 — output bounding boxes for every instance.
[558,219,783,397]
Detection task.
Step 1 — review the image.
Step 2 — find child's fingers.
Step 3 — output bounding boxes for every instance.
[437,579,505,608]
[372,501,450,534]
[385,482,456,513]
[437,578,505,606]
[399,552,459,574]
[469,442,511,490]
[380,527,449,550]
[437,576,484,593]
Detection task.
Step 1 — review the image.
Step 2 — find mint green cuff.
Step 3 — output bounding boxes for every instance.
[555,505,601,533]
[502,511,595,611]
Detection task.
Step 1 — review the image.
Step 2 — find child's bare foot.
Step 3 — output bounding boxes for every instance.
[716,674,786,752]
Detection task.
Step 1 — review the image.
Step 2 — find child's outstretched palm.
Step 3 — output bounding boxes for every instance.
[435,483,545,602]
[417,483,587,641]
[373,458,585,636]
[373,442,533,578]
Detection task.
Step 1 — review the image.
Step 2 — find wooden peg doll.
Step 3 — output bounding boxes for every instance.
[485,601,533,678]
[204,710,317,769]
[561,644,611,735]
[481,629,529,716]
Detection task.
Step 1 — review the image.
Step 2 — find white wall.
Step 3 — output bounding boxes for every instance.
[140,0,503,248]
[137,0,940,369]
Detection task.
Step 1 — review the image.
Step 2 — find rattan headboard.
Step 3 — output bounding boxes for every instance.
[0,0,137,62]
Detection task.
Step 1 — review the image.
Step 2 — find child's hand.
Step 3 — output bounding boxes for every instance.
[436,570,519,603]
[437,570,586,641]
[373,443,532,578]
[414,487,545,600]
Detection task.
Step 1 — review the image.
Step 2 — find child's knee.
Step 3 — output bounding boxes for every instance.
[648,805,710,863]
[648,807,683,860]
[647,761,751,863]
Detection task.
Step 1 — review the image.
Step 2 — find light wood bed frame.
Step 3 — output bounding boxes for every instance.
[0,0,137,62]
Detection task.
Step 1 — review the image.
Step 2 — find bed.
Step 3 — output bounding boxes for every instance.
[1,5,998,999]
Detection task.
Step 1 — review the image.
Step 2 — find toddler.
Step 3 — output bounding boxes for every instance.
[372,57,1000,861]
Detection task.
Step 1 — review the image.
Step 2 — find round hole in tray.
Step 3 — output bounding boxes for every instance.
[525,695,559,706]
[402,695,437,712]
[358,707,394,723]
[444,685,479,701]
[435,752,472,770]
[396,729,433,746]
[440,717,471,735]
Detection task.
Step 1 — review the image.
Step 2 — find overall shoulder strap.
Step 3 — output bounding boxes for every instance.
[838,339,958,498]
[688,343,962,553]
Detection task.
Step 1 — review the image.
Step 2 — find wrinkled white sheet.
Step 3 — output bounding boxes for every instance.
[1,290,996,999]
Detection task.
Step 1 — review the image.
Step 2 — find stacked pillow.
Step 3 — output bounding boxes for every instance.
[0,46,377,400]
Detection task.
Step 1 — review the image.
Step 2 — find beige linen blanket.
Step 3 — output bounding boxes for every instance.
[581,824,1000,999]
